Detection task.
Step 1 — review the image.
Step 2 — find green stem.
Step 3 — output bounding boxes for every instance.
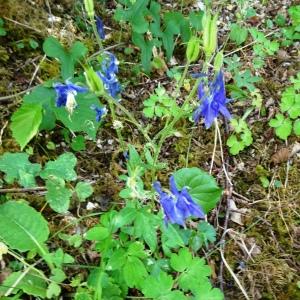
[104,95,151,143]
[91,20,103,51]
[108,99,126,151]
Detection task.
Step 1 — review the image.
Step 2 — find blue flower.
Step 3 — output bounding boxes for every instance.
[90,104,107,122]
[95,16,105,40]
[97,52,121,98]
[193,71,231,129]
[53,81,87,107]
[153,176,205,227]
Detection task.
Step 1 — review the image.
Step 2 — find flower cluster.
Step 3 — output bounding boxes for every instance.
[193,71,231,128]
[153,176,205,227]
[97,51,121,99]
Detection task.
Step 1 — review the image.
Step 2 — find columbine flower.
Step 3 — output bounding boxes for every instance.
[53,81,87,108]
[97,52,121,99]
[95,16,105,40]
[90,104,107,122]
[153,175,205,227]
[193,71,231,129]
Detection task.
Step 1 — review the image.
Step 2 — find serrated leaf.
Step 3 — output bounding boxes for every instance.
[75,182,93,201]
[123,256,147,288]
[170,248,192,272]
[127,242,147,259]
[141,272,173,298]
[45,177,72,213]
[10,103,43,150]
[0,201,49,252]
[229,23,248,45]
[0,152,41,187]
[173,168,222,213]
[40,152,77,181]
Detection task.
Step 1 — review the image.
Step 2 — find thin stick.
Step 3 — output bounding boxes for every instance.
[220,247,250,300]
[29,55,46,87]
[0,187,46,194]
[210,120,218,174]
[215,119,232,186]
[0,120,8,146]
[3,17,42,34]
[0,87,35,102]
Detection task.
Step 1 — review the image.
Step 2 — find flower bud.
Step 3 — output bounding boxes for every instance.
[84,67,104,95]
[202,13,218,60]
[186,36,200,63]
[213,51,223,72]
[84,0,95,19]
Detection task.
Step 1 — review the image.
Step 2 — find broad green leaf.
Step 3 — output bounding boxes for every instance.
[75,182,93,201]
[106,249,126,270]
[85,226,110,241]
[10,103,43,150]
[54,93,101,139]
[170,248,192,272]
[227,135,244,155]
[280,87,300,119]
[23,86,56,130]
[70,41,88,62]
[71,135,86,151]
[161,224,185,255]
[0,152,41,187]
[0,201,49,252]
[50,268,66,283]
[197,222,216,248]
[0,271,47,298]
[45,177,72,213]
[173,168,222,213]
[40,152,77,181]
[123,256,147,288]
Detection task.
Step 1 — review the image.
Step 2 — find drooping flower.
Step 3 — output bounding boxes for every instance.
[193,71,231,129]
[53,81,87,108]
[153,175,205,227]
[97,52,121,99]
[95,16,105,40]
[90,104,107,122]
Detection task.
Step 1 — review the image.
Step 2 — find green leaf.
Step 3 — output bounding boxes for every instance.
[45,177,72,213]
[170,248,192,272]
[50,268,66,283]
[141,271,173,298]
[0,271,47,298]
[197,222,216,248]
[193,280,224,300]
[54,93,101,139]
[46,282,61,298]
[280,87,300,119]
[40,152,77,181]
[123,256,147,288]
[227,135,244,155]
[269,114,293,140]
[29,38,39,49]
[71,135,86,151]
[106,249,126,270]
[173,168,222,213]
[294,119,300,135]
[127,242,147,259]
[43,37,87,80]
[85,226,110,241]
[75,182,93,201]
[0,152,41,187]
[229,23,248,45]
[112,207,137,230]
[23,86,56,131]
[0,201,49,252]
[10,103,43,150]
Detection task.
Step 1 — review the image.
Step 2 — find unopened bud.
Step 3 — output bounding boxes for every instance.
[84,0,95,19]
[84,67,104,95]
[186,36,200,63]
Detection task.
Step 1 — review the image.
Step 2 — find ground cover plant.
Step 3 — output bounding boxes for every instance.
[0,0,299,299]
